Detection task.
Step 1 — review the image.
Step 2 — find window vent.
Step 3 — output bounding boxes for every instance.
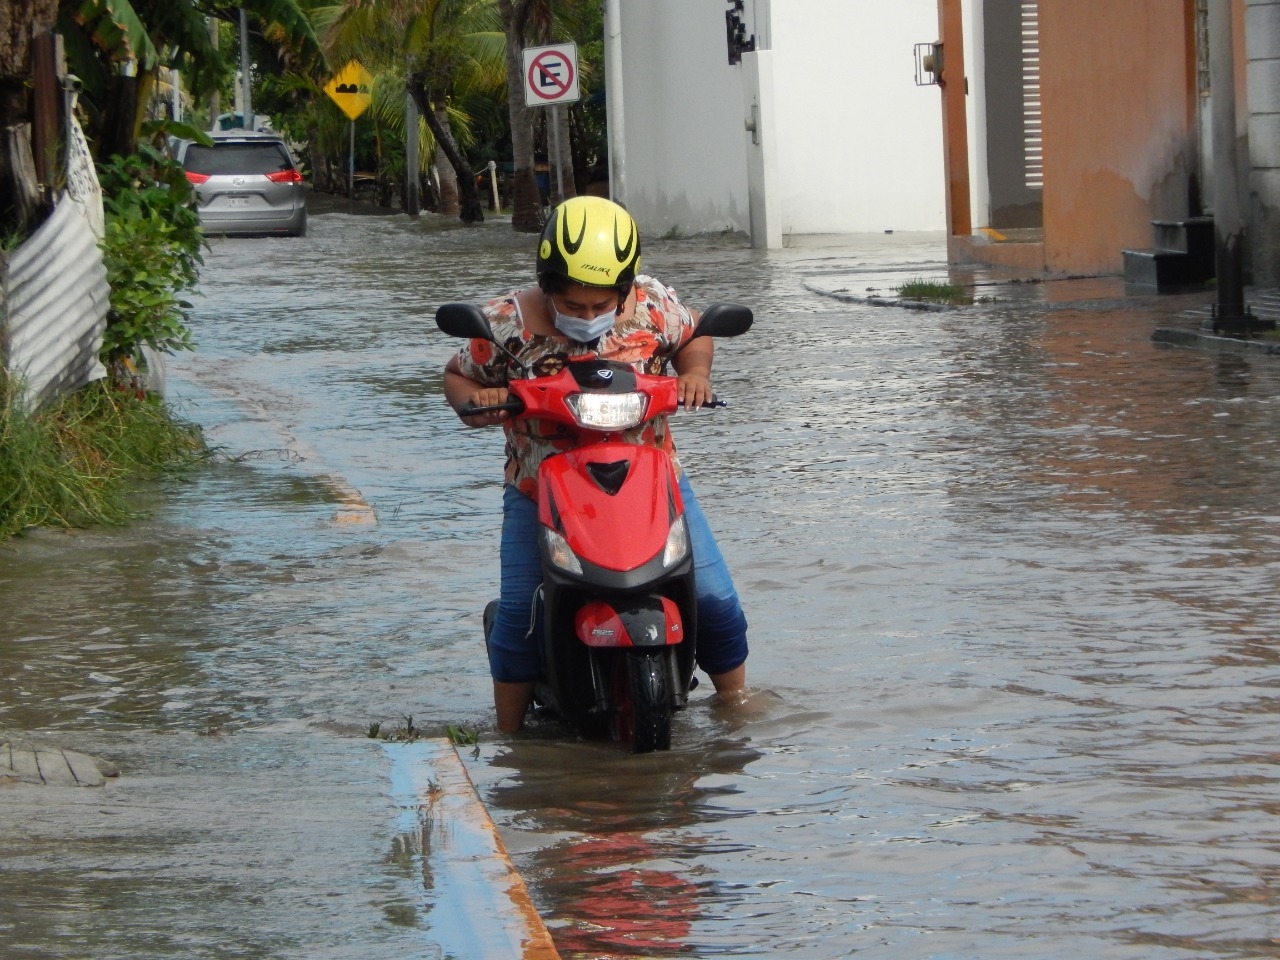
[1022,1,1043,191]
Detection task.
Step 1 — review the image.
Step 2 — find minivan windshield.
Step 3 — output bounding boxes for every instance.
[183,142,294,177]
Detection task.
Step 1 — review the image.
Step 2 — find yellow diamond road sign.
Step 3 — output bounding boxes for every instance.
[325,61,373,121]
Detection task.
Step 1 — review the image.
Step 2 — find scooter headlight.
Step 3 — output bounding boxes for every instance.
[662,515,689,568]
[566,392,648,430]
[543,527,583,575]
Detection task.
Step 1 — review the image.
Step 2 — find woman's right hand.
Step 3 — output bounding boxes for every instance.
[459,386,512,427]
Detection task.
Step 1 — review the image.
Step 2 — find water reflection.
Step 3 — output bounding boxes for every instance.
[477,735,762,958]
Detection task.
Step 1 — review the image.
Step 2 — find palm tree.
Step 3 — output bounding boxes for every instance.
[496,0,543,232]
[319,0,503,223]
[56,0,324,158]
[404,0,503,222]
[497,0,597,232]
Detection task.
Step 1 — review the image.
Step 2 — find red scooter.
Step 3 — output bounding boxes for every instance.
[436,302,752,752]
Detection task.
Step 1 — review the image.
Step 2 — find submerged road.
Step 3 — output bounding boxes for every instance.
[3,199,1280,958]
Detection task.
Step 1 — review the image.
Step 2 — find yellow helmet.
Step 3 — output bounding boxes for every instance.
[537,196,641,290]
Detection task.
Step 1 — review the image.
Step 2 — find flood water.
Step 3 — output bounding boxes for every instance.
[3,198,1280,959]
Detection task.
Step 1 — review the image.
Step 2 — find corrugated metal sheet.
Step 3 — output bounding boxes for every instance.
[2,196,109,412]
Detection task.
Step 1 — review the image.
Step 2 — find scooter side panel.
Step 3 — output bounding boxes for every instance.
[538,443,683,573]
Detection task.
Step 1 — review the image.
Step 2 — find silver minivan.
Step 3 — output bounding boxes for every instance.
[178,131,307,237]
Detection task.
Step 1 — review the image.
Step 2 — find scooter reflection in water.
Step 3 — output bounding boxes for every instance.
[477,735,764,956]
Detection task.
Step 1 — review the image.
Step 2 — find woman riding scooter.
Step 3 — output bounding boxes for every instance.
[442,196,750,733]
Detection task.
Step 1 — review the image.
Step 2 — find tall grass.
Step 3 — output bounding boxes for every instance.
[0,376,207,540]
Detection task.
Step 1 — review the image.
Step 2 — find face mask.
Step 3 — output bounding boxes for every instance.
[552,306,617,343]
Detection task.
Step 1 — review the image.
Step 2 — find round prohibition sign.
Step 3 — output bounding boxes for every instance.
[528,50,575,101]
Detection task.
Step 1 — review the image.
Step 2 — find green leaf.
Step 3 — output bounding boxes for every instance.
[140,119,213,149]
[72,0,160,69]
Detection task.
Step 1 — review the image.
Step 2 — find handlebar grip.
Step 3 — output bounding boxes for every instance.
[457,398,526,418]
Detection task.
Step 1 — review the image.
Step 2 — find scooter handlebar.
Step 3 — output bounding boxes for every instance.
[457,397,527,418]
[458,392,726,420]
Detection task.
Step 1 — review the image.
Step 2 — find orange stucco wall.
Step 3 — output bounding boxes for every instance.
[1039,0,1198,275]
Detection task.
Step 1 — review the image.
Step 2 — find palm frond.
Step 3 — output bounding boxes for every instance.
[70,0,160,69]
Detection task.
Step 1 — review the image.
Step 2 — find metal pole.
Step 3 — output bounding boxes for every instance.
[550,104,565,205]
[603,0,627,205]
[1209,0,1270,334]
[488,160,501,213]
[239,8,252,129]
[348,120,355,198]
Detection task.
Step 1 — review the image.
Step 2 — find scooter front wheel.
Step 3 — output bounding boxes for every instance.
[626,650,673,753]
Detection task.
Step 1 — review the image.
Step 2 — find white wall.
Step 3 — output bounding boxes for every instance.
[617,0,946,238]
[618,0,751,235]
[769,0,945,233]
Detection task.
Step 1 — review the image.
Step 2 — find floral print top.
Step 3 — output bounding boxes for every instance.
[455,275,698,501]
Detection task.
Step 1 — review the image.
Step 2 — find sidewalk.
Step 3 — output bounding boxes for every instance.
[0,731,560,959]
[802,254,1155,311]
[799,243,1280,358]
[1152,289,1280,354]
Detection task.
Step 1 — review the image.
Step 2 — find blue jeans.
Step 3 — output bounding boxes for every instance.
[487,473,749,683]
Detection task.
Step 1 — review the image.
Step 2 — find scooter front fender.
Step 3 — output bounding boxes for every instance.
[575,595,685,648]
[539,443,683,574]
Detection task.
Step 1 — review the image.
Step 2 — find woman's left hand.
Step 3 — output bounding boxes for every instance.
[677,371,714,410]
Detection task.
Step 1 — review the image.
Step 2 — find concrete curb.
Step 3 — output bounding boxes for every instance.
[1153,326,1280,355]
[801,279,954,311]
[383,739,562,959]
[0,736,120,787]
[170,357,378,526]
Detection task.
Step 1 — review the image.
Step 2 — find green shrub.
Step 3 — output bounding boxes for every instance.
[0,375,206,541]
[96,145,204,369]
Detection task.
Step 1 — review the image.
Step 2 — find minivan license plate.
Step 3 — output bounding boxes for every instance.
[226,197,249,208]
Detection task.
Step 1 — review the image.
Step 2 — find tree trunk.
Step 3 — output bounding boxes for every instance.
[0,0,59,89]
[408,80,483,223]
[100,73,140,161]
[0,0,58,235]
[498,0,544,232]
[433,106,459,217]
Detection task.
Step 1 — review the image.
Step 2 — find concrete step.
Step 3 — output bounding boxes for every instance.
[1122,247,1213,290]
[1151,216,1214,259]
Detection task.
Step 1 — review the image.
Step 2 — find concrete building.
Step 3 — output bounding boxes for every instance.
[938,0,1280,289]
[607,0,947,247]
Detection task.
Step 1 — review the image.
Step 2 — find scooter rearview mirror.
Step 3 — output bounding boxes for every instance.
[436,302,493,340]
[692,302,753,340]
[436,302,530,378]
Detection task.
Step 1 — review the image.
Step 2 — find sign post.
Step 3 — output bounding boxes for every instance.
[323,61,374,198]
[521,43,580,206]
